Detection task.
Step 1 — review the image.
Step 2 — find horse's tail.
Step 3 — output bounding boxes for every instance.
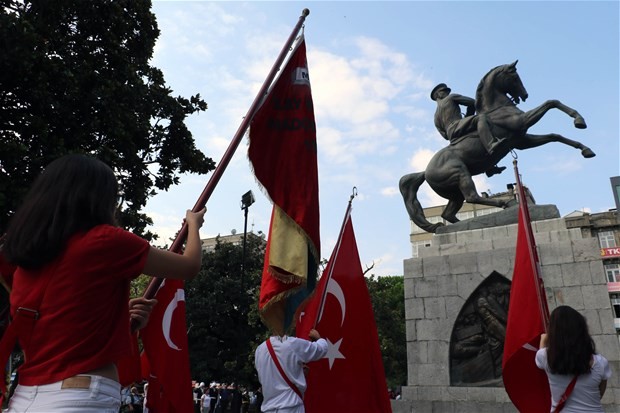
[399,172,443,233]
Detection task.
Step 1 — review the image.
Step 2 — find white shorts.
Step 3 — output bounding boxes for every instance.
[7,375,121,412]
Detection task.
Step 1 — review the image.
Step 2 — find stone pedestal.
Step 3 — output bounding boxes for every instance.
[396,217,620,413]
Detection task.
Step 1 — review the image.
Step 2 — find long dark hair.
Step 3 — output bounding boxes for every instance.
[4,154,118,269]
[546,305,595,375]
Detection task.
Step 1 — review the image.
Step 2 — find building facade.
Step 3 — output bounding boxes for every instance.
[565,207,620,331]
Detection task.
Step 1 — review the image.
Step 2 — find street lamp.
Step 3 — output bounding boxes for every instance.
[240,190,255,279]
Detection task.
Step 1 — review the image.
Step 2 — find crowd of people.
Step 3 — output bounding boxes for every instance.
[119,380,263,413]
[120,384,146,413]
[191,381,263,413]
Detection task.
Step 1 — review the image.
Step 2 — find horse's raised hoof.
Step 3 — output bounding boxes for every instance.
[429,222,445,233]
[581,147,596,158]
[486,165,506,177]
[574,117,587,129]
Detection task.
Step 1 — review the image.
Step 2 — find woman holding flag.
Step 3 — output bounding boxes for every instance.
[1,154,206,412]
[536,306,611,412]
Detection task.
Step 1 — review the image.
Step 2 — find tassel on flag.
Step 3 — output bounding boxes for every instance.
[502,160,551,412]
[249,34,320,336]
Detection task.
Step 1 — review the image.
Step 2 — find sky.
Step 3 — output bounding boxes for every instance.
[144,1,620,277]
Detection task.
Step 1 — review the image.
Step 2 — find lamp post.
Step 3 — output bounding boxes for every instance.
[240,190,255,279]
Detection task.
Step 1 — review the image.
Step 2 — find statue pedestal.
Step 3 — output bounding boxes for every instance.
[395,215,620,413]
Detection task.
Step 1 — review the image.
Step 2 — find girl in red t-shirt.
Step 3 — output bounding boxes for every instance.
[3,154,206,412]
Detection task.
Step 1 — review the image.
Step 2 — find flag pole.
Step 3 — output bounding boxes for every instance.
[312,187,358,328]
[512,159,550,330]
[137,9,311,319]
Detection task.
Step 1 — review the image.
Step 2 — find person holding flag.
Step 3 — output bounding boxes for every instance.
[535,306,611,413]
[254,328,327,413]
[0,154,206,412]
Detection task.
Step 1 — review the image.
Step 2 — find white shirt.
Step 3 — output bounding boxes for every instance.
[535,348,612,413]
[255,336,328,412]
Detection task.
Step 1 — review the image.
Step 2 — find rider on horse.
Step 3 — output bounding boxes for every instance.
[401,62,594,233]
[431,83,505,176]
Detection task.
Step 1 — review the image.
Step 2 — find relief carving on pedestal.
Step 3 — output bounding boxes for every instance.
[449,272,511,387]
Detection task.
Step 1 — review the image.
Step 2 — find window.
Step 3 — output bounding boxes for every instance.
[605,263,620,283]
[476,207,502,216]
[598,231,617,248]
[412,240,432,258]
[411,221,425,234]
[611,295,620,318]
[411,215,444,234]
[427,215,444,224]
[456,210,474,220]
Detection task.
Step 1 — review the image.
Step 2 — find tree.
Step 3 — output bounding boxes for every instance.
[0,0,214,237]
[185,233,267,386]
[365,275,407,389]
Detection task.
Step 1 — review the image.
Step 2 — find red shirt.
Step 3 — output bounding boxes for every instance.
[10,225,150,385]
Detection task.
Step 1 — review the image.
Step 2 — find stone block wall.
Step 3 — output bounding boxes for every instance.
[400,218,620,412]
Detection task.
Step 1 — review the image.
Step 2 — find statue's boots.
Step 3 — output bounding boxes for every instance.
[486,165,506,177]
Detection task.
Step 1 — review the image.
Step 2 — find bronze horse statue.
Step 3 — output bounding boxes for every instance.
[400,61,595,233]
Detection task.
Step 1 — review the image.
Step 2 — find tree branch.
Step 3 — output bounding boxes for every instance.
[363,261,375,275]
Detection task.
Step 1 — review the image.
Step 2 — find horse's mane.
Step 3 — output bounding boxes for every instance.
[475,64,506,113]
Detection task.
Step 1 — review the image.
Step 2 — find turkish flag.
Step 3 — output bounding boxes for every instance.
[502,178,551,412]
[140,278,193,412]
[296,210,392,413]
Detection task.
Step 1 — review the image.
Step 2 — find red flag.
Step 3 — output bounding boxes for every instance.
[116,332,142,386]
[502,175,551,412]
[296,210,392,413]
[249,35,320,336]
[140,279,193,412]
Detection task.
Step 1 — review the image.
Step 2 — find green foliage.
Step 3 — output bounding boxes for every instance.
[185,234,267,387]
[365,274,406,388]
[130,274,152,298]
[0,0,214,237]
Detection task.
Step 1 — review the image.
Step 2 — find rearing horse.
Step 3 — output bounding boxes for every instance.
[399,61,595,233]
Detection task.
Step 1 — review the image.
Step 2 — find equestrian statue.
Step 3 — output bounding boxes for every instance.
[399,60,595,233]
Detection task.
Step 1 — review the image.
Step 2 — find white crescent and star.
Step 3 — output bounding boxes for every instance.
[162,288,186,351]
[325,338,346,369]
[318,278,346,327]
[318,278,348,370]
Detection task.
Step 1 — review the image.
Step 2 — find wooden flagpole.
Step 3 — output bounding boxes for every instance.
[513,159,550,330]
[312,187,357,328]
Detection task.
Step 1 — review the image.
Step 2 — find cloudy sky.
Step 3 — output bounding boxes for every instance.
[144,1,619,276]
